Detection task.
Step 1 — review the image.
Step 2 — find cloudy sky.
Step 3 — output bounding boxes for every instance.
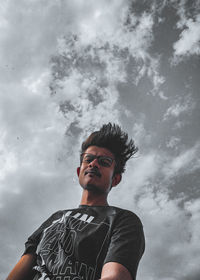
[0,1,200,279]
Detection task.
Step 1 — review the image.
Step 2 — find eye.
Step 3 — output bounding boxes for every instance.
[83,155,94,163]
[99,157,112,167]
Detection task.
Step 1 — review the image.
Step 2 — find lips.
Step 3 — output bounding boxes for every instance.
[85,169,101,177]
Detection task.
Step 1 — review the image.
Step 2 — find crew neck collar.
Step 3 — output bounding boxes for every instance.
[79,204,110,208]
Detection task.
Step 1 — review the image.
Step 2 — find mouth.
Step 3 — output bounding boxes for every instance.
[85,169,101,178]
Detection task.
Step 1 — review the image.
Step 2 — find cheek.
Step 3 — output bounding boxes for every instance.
[107,171,114,182]
[79,166,86,177]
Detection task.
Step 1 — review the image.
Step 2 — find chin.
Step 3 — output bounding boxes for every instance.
[84,184,105,195]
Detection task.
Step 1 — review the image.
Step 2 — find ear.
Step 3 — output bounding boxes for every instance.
[77,167,80,177]
[111,173,122,187]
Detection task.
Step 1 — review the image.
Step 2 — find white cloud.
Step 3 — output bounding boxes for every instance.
[78,0,127,44]
[163,142,200,177]
[0,132,18,182]
[51,20,155,136]
[128,144,200,279]
[0,1,164,178]
[127,152,158,189]
[0,70,67,198]
[158,91,168,100]
[113,141,199,206]
[1,0,153,201]
[132,122,148,144]
[136,189,200,280]
[174,15,200,57]
[166,136,180,149]
[172,0,200,60]
[163,95,195,120]
[0,1,8,29]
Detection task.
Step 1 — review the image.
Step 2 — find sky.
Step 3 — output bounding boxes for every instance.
[0,0,200,279]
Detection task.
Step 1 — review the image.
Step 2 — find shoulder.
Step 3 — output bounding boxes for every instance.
[32,208,81,233]
[108,206,143,227]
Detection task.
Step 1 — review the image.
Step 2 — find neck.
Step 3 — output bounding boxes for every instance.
[80,190,109,206]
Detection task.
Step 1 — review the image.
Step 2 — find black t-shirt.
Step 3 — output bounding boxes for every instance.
[24,205,145,280]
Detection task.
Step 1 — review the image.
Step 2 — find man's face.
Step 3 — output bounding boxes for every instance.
[77,146,120,194]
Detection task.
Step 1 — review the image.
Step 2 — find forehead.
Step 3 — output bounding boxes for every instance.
[85,146,114,158]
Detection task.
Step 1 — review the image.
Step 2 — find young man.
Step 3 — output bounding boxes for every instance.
[6,123,145,280]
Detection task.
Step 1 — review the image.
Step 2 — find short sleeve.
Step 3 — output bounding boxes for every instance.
[103,211,145,280]
[23,211,62,256]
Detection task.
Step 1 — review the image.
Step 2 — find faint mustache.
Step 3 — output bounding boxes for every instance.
[85,168,101,178]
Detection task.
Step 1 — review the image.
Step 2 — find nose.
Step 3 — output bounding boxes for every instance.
[89,158,99,168]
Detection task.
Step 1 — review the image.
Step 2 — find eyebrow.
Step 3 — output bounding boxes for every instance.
[82,153,114,159]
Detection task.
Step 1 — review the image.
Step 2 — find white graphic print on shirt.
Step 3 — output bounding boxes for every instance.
[33,211,109,280]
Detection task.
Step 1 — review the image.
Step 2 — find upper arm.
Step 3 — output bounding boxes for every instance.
[103,212,145,280]
[101,262,133,280]
[6,254,36,280]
